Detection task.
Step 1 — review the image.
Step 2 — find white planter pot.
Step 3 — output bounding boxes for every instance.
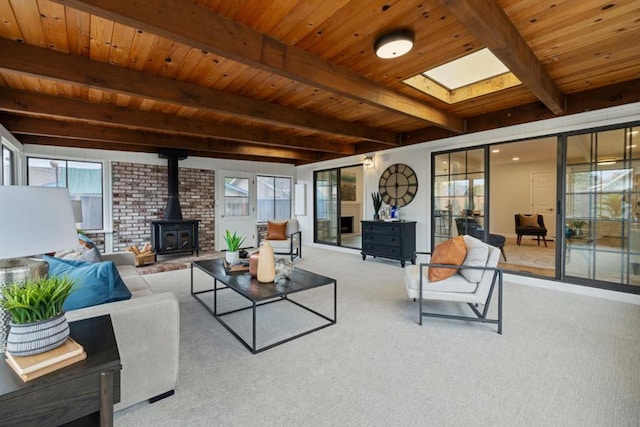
[6,312,70,356]
[225,251,240,265]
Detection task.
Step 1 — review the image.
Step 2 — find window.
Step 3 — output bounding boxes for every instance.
[433,149,486,246]
[224,177,250,216]
[2,145,14,185]
[257,176,291,222]
[27,157,104,230]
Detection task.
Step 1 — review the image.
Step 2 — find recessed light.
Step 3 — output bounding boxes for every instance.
[512,157,519,161]
[627,144,637,149]
[492,149,500,153]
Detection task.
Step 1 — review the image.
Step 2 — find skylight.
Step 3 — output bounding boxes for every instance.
[422,48,509,90]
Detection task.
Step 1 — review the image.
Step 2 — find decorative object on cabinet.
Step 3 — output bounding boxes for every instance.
[361,220,416,267]
[371,192,383,220]
[378,164,418,207]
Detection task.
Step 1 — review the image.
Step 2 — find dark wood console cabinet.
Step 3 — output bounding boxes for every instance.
[361,220,416,267]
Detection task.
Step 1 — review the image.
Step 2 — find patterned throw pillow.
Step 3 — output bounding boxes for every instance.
[428,236,467,282]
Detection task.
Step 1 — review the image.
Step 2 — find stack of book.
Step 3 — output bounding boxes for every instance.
[5,338,87,382]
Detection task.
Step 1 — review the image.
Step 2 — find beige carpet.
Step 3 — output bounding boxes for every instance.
[114,245,640,427]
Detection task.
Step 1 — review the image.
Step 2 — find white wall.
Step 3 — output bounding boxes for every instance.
[490,158,556,237]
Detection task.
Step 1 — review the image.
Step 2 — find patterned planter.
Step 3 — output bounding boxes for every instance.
[6,312,70,356]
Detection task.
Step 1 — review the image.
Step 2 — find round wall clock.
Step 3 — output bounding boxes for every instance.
[378,163,418,207]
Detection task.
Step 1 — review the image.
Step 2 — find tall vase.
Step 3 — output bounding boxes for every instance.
[257,241,276,283]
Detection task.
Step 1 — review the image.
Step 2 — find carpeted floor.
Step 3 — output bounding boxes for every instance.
[114,246,640,426]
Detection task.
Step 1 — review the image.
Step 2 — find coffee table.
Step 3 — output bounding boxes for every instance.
[191,258,336,354]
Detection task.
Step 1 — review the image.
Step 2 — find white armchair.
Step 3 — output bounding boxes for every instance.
[404,235,503,334]
[257,219,301,261]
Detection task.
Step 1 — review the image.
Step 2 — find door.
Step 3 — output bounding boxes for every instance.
[314,169,339,245]
[532,170,556,237]
[217,170,256,250]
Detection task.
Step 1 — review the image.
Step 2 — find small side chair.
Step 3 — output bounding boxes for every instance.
[404,235,503,334]
[514,214,548,247]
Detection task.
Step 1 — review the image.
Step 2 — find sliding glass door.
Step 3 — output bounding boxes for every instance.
[431,122,640,293]
[315,169,338,245]
[432,148,486,246]
[565,126,640,288]
[314,165,364,248]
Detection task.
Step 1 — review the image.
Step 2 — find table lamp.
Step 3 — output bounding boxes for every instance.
[0,186,80,353]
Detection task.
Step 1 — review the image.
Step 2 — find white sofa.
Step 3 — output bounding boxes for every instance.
[65,251,179,411]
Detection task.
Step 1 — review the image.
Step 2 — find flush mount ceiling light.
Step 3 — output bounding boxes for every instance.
[374,30,414,59]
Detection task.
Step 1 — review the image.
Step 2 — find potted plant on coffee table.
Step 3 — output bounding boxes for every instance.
[224,230,246,265]
[1,276,75,356]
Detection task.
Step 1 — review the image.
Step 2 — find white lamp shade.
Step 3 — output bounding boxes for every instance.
[0,186,80,259]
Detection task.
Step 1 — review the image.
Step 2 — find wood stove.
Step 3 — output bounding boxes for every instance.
[151,148,200,259]
[151,219,199,260]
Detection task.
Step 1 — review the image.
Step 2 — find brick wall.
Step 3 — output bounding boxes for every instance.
[111,162,215,252]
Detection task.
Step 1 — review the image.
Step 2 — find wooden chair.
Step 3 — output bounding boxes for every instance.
[514,214,548,247]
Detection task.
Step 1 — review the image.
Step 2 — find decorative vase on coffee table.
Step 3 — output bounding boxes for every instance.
[257,241,275,283]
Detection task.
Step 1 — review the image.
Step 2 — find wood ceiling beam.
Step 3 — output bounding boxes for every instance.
[17,135,295,164]
[0,114,319,161]
[0,38,396,145]
[50,0,465,133]
[0,87,354,155]
[401,79,640,145]
[439,0,565,114]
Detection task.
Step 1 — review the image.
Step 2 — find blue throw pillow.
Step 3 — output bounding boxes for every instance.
[44,256,132,311]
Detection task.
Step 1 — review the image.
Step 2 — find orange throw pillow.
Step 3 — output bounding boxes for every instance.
[266,220,288,240]
[428,236,467,282]
[519,214,540,228]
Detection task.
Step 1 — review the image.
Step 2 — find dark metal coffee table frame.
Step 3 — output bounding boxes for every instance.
[191,259,337,354]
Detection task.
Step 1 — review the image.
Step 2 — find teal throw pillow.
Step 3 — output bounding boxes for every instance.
[44,256,132,310]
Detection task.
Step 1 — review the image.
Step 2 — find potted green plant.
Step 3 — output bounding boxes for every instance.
[224,230,246,265]
[371,192,383,220]
[1,276,75,356]
[572,220,586,237]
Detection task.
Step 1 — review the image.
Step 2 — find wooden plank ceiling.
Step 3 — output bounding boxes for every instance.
[0,0,638,164]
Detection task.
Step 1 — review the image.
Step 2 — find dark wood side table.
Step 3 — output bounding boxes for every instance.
[0,315,121,426]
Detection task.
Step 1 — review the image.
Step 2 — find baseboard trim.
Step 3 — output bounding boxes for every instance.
[149,390,175,404]
[506,273,640,305]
